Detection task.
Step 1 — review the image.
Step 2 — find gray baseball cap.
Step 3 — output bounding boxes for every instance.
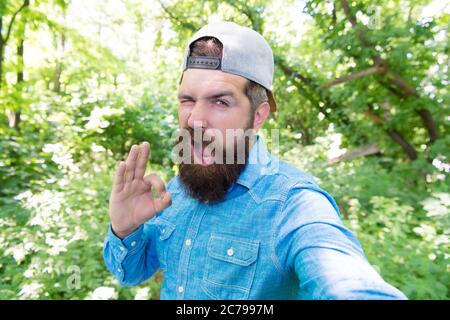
[180,21,277,112]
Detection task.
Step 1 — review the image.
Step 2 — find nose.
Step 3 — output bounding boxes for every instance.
[187,101,209,129]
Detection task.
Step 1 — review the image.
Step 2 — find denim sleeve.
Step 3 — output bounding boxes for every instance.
[103,220,159,287]
[273,188,407,300]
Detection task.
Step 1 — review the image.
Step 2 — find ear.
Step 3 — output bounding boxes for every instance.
[252,102,270,131]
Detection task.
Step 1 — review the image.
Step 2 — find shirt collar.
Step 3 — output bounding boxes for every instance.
[236,134,273,190]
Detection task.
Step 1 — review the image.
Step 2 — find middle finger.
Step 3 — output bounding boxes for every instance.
[125,144,139,183]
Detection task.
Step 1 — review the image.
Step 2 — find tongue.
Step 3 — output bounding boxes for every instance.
[203,149,215,163]
[202,143,214,157]
[194,141,215,164]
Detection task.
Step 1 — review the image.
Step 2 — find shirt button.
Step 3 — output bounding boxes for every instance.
[185,239,192,246]
[131,241,136,247]
[119,246,125,251]
[227,248,234,256]
[177,286,184,293]
[117,268,122,273]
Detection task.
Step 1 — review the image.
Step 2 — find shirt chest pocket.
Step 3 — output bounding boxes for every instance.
[154,219,176,270]
[202,234,259,300]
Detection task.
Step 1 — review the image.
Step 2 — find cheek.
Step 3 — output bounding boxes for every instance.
[210,108,249,129]
[178,108,189,127]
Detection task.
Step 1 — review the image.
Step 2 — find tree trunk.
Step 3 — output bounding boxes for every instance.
[53,32,65,93]
[1,1,30,129]
[0,1,30,90]
[0,17,4,90]
[7,0,30,130]
[9,34,25,130]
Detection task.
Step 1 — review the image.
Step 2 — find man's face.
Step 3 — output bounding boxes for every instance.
[178,68,254,162]
[176,68,255,203]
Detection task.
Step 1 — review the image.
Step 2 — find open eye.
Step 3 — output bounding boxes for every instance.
[214,99,229,107]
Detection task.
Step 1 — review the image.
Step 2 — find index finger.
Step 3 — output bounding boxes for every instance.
[134,141,150,180]
[112,161,126,193]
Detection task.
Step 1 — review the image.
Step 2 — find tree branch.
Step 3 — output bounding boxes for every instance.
[384,70,419,97]
[363,109,384,124]
[338,0,439,144]
[275,55,351,126]
[328,144,380,164]
[3,0,29,45]
[387,129,418,161]
[157,0,198,32]
[225,0,262,32]
[364,106,418,161]
[323,65,386,88]
[340,0,357,27]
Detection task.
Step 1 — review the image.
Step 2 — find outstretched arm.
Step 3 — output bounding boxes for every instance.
[274,189,407,300]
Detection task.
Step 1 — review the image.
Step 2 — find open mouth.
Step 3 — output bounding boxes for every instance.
[191,138,216,166]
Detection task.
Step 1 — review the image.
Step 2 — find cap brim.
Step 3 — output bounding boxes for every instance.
[267,90,277,112]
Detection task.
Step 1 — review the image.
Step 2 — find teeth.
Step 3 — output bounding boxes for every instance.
[202,155,214,165]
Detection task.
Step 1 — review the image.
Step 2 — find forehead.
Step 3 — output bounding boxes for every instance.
[179,68,247,96]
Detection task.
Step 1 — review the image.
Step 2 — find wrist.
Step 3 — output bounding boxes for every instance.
[111,224,138,239]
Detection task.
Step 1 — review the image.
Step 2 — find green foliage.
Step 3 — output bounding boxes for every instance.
[351,195,449,299]
[0,160,163,299]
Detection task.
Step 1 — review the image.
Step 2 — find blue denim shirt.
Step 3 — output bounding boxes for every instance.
[103,136,407,300]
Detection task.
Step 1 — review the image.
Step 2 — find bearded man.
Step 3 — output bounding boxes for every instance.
[103,21,406,300]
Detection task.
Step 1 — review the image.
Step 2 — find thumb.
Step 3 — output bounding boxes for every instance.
[153,191,172,213]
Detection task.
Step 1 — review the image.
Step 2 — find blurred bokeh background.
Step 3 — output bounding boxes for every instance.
[0,0,448,299]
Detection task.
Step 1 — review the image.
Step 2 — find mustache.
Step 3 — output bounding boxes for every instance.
[171,124,257,166]
[184,127,217,146]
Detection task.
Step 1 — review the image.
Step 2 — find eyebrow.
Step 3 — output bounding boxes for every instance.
[178,90,237,101]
